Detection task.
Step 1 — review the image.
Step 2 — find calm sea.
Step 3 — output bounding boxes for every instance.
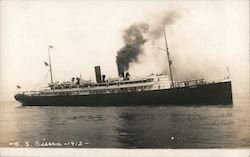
[0,92,249,148]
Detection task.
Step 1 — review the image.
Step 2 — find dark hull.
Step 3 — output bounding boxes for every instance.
[14,81,233,106]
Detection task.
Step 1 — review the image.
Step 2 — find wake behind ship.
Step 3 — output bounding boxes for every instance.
[14,27,233,106]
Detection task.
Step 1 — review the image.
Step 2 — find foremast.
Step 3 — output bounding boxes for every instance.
[48,45,54,84]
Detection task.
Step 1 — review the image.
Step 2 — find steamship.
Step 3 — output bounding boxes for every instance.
[14,28,233,106]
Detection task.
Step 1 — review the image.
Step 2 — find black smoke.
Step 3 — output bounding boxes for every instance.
[116,10,181,71]
[116,23,149,71]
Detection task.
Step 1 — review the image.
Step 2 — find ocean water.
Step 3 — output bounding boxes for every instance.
[0,92,249,148]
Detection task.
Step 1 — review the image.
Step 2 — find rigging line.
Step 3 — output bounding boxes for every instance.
[32,70,50,90]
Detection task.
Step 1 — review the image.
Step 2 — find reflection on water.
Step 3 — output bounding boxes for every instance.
[0,93,249,148]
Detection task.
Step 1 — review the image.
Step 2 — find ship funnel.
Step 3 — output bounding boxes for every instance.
[95,66,102,83]
[116,61,125,78]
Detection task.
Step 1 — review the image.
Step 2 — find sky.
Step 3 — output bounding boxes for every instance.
[0,0,249,101]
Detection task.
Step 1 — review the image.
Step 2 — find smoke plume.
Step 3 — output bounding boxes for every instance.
[116,10,181,71]
[148,10,181,40]
[116,22,149,71]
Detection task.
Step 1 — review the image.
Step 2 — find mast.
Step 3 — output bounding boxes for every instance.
[227,66,230,79]
[48,46,54,84]
[163,24,174,87]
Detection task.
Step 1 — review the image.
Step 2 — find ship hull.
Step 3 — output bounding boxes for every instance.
[14,81,233,106]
